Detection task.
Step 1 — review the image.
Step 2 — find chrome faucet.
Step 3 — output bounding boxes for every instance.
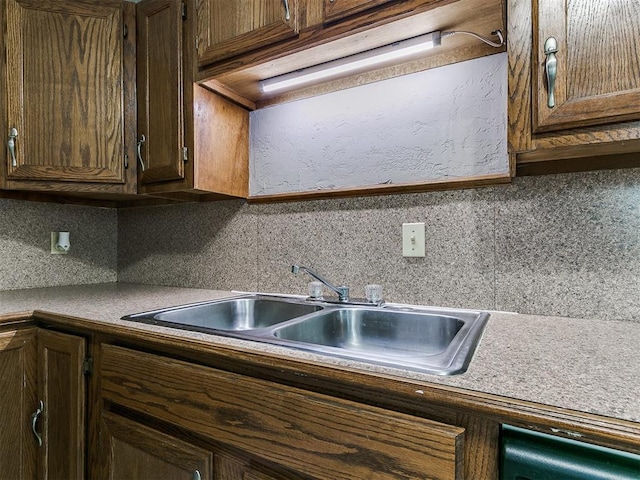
[291,265,350,302]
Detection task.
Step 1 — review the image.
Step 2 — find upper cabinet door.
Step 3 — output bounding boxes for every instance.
[533,0,640,133]
[136,0,185,185]
[196,0,299,67]
[323,0,395,22]
[5,0,125,183]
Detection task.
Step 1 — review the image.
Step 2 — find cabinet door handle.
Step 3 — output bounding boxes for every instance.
[544,37,558,108]
[31,400,44,447]
[8,127,18,167]
[137,134,146,172]
[282,0,290,21]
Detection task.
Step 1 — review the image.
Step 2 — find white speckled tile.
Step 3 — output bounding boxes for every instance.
[118,200,259,292]
[253,190,496,310]
[495,170,640,321]
[0,199,116,290]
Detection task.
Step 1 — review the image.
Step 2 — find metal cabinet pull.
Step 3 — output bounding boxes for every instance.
[282,0,290,21]
[137,134,146,172]
[192,470,202,480]
[8,127,18,167]
[544,37,558,108]
[31,400,44,447]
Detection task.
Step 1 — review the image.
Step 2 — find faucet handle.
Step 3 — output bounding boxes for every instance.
[365,284,383,303]
[308,281,324,299]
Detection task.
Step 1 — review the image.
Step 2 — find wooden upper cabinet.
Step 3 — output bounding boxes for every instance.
[323,0,395,22]
[136,0,185,185]
[508,0,640,170]
[533,0,640,133]
[136,0,249,198]
[195,0,299,67]
[3,0,129,188]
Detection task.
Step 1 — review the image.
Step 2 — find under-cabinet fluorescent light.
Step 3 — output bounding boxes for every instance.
[260,30,442,93]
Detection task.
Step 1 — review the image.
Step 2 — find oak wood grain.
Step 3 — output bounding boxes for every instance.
[533,0,640,132]
[136,1,249,198]
[6,0,123,183]
[196,0,300,66]
[137,0,185,186]
[1,0,138,195]
[201,0,505,106]
[0,328,38,480]
[101,411,213,480]
[323,0,396,22]
[101,344,464,480]
[37,329,86,480]
[508,0,640,170]
[193,85,249,197]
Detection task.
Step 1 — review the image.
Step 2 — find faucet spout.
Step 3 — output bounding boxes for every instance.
[291,265,350,302]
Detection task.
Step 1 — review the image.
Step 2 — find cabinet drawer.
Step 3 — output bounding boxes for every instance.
[101,345,464,480]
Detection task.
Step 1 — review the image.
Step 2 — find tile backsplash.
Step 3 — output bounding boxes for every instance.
[0,199,117,290]
[118,169,640,322]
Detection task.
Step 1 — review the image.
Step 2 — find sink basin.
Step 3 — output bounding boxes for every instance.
[122,295,489,375]
[122,297,322,332]
[272,308,465,357]
[271,306,488,374]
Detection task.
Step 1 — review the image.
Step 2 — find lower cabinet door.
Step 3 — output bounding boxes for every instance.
[100,412,213,480]
[0,328,37,480]
[37,330,86,480]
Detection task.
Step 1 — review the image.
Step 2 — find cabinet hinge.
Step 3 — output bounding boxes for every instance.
[182,147,188,163]
[123,24,128,39]
[124,154,129,169]
[181,2,187,20]
[82,357,93,376]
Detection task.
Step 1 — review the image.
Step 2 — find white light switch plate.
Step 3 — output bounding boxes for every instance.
[402,222,425,257]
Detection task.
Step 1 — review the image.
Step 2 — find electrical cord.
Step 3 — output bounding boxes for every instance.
[442,29,505,48]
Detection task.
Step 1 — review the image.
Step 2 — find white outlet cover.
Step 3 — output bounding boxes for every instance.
[402,222,425,257]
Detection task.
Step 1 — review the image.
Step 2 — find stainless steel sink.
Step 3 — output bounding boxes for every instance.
[122,294,489,375]
[272,308,465,356]
[271,306,488,375]
[121,296,323,332]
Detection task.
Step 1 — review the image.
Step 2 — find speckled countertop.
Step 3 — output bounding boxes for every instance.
[1,282,638,424]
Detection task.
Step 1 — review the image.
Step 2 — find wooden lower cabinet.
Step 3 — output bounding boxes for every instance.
[100,412,212,480]
[37,330,86,480]
[0,328,37,480]
[100,411,310,480]
[0,327,86,480]
[99,344,465,480]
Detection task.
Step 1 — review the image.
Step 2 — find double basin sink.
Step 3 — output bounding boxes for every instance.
[122,295,490,375]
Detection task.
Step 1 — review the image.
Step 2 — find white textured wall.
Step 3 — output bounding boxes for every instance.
[250,53,508,196]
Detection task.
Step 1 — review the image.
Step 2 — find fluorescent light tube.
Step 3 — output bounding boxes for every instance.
[260,30,442,93]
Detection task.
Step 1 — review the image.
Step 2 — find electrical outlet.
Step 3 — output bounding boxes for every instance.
[51,232,70,254]
[402,223,425,257]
